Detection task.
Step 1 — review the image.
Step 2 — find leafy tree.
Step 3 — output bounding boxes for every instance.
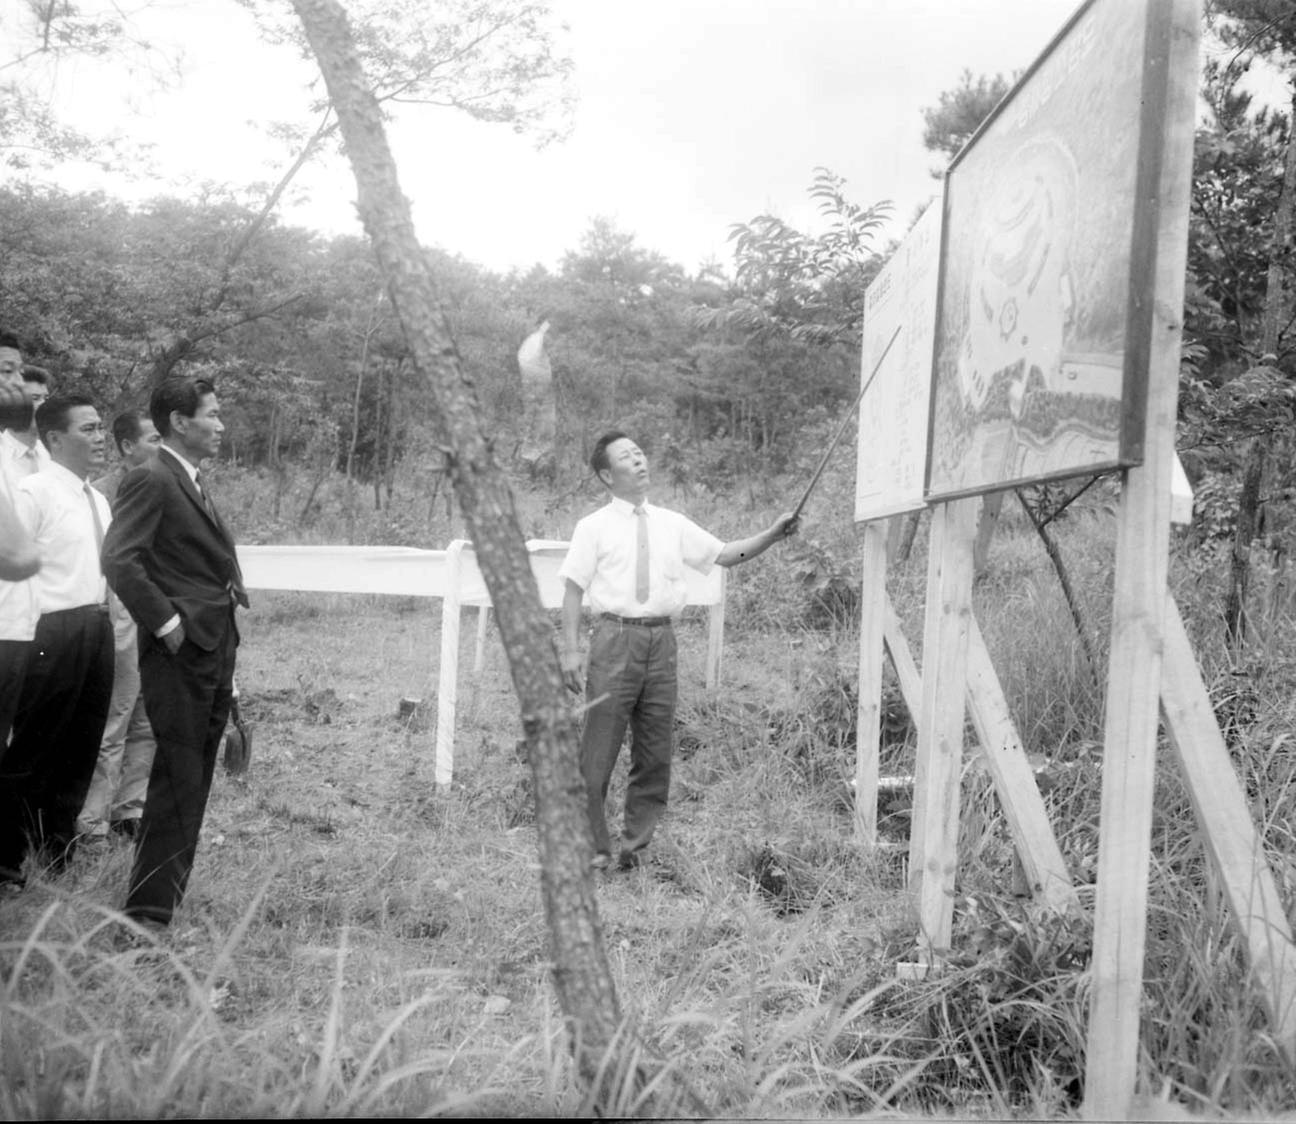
[920,69,1013,169]
[0,1,169,171]
[689,169,890,485]
[1195,0,1296,642]
[699,168,891,348]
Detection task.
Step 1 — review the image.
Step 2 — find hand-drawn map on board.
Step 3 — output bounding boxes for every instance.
[855,201,940,522]
[926,0,1149,501]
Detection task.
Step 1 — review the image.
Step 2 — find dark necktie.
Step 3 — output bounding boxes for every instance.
[195,471,218,524]
[634,504,650,604]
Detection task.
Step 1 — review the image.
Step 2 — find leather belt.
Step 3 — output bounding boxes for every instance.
[600,613,672,627]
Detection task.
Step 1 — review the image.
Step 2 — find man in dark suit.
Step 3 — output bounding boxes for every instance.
[101,377,248,929]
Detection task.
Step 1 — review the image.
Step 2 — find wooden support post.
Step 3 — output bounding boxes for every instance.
[434,539,465,787]
[856,523,888,843]
[1160,594,1296,1058]
[886,589,1075,915]
[705,568,726,691]
[1083,2,1198,1115]
[908,497,978,960]
[972,491,1004,577]
[882,596,922,718]
[965,616,1077,916]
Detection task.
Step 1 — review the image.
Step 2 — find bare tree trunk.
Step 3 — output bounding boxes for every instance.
[1226,444,1266,646]
[1225,89,1296,645]
[289,0,628,1100]
[348,290,384,542]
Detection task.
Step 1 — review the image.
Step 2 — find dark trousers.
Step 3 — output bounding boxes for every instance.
[0,638,32,750]
[127,616,236,925]
[579,619,678,858]
[0,607,114,882]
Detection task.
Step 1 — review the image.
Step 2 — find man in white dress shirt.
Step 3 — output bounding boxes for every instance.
[0,393,114,885]
[0,377,40,584]
[0,331,46,755]
[559,431,798,871]
[77,409,162,844]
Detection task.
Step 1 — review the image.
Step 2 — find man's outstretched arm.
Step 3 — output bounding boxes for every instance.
[716,512,799,568]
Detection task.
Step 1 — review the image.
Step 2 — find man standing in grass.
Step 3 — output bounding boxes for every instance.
[0,332,43,754]
[0,393,115,884]
[559,430,798,872]
[78,409,163,846]
[102,378,248,931]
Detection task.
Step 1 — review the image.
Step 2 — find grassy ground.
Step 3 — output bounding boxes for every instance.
[4,473,1296,1116]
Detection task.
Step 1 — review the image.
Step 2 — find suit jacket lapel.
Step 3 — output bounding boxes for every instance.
[160,451,232,546]
[159,449,207,521]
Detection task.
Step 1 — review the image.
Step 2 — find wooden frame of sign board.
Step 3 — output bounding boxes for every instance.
[853,195,1079,917]
[924,0,1156,505]
[1079,2,1294,1111]
[846,0,1296,1114]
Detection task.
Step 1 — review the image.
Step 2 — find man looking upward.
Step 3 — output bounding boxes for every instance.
[102,377,248,931]
[559,431,798,872]
[0,393,114,884]
[78,410,163,845]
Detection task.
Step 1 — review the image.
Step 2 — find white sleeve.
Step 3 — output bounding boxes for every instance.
[556,515,597,590]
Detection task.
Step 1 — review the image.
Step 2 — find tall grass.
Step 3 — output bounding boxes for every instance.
[5,465,1296,1116]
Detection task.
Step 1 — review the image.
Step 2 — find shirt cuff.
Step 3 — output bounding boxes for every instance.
[156,614,181,638]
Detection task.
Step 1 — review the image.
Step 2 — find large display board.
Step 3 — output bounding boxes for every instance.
[855,201,941,522]
[926,0,1152,500]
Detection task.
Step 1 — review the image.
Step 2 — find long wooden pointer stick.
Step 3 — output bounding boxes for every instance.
[791,324,903,520]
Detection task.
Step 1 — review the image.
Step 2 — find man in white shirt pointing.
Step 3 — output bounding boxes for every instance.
[0,393,114,885]
[559,431,797,872]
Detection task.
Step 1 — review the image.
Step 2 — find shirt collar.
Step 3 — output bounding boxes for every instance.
[608,495,650,515]
[159,442,200,484]
[0,429,40,460]
[44,459,89,492]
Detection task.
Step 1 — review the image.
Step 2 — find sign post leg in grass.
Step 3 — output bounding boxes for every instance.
[855,522,888,844]
[908,497,977,963]
[1082,1,1199,1115]
[1160,595,1296,1057]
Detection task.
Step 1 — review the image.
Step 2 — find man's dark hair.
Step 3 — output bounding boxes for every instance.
[21,365,49,386]
[589,430,633,478]
[112,409,149,453]
[151,377,216,437]
[0,331,22,352]
[35,392,95,448]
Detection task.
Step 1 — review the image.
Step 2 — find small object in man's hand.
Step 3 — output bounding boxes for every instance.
[0,384,33,432]
[223,697,253,774]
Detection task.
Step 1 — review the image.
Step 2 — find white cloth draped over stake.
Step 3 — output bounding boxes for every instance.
[516,320,555,465]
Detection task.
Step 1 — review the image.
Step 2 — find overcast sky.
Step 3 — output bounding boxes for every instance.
[16,0,1251,275]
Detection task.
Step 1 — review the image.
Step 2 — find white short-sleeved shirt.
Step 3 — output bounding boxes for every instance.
[16,460,111,613]
[0,430,47,641]
[558,496,723,617]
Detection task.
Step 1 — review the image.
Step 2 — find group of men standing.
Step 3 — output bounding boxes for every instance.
[0,322,797,927]
[0,331,247,934]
